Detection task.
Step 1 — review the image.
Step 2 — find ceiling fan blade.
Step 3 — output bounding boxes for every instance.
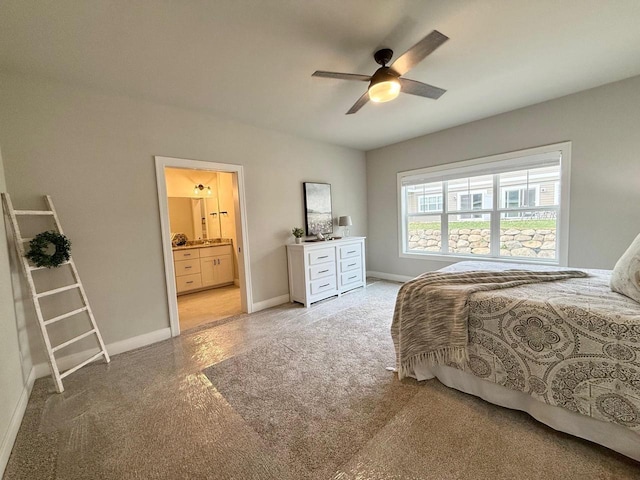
[312,71,371,82]
[399,78,446,99]
[390,30,449,76]
[346,92,369,115]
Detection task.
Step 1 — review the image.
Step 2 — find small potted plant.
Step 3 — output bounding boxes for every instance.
[292,227,305,244]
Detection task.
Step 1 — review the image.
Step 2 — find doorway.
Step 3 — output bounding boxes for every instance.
[155,156,253,336]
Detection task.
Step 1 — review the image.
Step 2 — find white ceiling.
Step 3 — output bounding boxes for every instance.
[1,0,640,151]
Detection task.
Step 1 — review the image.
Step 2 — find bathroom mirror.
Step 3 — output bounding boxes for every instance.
[167,196,221,241]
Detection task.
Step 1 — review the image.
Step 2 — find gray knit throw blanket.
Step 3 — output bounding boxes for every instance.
[391,269,588,380]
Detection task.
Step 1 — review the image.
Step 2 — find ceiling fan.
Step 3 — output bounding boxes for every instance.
[312,30,449,114]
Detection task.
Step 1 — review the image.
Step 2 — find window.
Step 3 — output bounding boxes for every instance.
[418,194,443,212]
[502,186,538,218]
[398,142,570,264]
[459,192,486,219]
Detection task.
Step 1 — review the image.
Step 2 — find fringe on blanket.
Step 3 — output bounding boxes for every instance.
[399,346,469,380]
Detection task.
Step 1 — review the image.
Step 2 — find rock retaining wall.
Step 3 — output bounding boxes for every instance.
[408,228,556,258]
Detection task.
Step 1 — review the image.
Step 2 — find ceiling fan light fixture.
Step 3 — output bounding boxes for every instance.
[368,79,400,103]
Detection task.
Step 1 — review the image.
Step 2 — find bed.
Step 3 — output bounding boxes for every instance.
[393,261,640,462]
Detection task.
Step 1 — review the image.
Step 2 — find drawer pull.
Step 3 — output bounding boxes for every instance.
[184,253,191,256]
[347,250,356,254]
[320,283,330,288]
[348,263,356,267]
[319,269,329,273]
[186,281,194,284]
[318,255,328,259]
[348,276,357,280]
[185,266,192,269]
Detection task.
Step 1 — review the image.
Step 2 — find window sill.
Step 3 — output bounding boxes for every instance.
[399,251,563,266]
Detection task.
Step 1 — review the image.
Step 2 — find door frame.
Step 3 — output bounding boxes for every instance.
[154,156,253,337]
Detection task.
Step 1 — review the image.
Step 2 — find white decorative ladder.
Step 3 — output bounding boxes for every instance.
[1,193,110,393]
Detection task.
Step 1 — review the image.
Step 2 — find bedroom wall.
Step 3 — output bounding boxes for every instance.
[0,144,32,477]
[0,72,367,367]
[366,74,640,278]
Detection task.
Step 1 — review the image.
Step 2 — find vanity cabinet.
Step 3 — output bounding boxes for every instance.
[200,251,234,287]
[286,237,366,307]
[173,244,234,294]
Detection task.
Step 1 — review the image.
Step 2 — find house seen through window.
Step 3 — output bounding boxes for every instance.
[398,143,570,264]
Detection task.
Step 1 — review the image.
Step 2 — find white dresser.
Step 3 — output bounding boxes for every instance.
[286,237,366,307]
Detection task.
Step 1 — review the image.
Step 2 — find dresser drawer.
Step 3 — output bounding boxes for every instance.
[340,257,361,273]
[174,258,201,276]
[339,243,362,260]
[308,247,335,265]
[309,263,335,280]
[340,270,362,287]
[310,276,337,296]
[173,249,200,261]
[176,273,202,293]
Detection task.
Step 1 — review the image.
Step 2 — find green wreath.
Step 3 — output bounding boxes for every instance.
[25,231,72,268]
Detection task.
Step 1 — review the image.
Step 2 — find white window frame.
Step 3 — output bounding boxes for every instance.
[397,142,571,266]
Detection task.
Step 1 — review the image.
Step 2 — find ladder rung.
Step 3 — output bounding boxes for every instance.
[30,261,71,272]
[52,329,96,353]
[36,283,81,298]
[60,351,105,379]
[13,209,55,216]
[44,307,88,326]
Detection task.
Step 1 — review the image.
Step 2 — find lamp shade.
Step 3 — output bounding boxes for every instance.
[338,216,352,227]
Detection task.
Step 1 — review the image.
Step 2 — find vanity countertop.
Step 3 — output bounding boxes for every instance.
[172,240,231,251]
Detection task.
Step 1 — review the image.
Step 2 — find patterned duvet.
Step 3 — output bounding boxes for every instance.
[441,261,640,435]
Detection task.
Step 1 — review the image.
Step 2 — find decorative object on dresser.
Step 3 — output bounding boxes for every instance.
[286,237,366,307]
[291,227,305,244]
[303,182,333,236]
[173,243,234,294]
[338,216,352,237]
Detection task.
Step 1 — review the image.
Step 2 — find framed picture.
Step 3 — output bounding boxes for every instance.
[303,182,333,236]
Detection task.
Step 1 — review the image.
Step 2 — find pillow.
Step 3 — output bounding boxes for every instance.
[610,233,640,303]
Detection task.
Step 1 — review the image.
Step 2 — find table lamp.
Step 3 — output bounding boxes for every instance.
[338,216,352,237]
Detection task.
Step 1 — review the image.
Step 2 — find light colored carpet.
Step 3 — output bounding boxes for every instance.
[204,299,420,480]
[203,289,640,479]
[4,280,639,479]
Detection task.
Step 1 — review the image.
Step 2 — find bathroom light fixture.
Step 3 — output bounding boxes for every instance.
[193,184,212,195]
[338,215,352,237]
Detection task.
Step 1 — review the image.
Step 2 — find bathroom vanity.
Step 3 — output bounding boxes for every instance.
[173,241,234,294]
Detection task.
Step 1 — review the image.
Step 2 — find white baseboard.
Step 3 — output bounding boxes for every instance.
[252,293,290,313]
[34,327,172,379]
[367,270,414,283]
[0,367,35,478]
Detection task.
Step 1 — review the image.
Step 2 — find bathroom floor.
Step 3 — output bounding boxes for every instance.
[177,284,242,331]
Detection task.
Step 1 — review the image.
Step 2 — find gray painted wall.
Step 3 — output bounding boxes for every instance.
[366,75,640,278]
[0,73,367,366]
[0,145,31,476]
